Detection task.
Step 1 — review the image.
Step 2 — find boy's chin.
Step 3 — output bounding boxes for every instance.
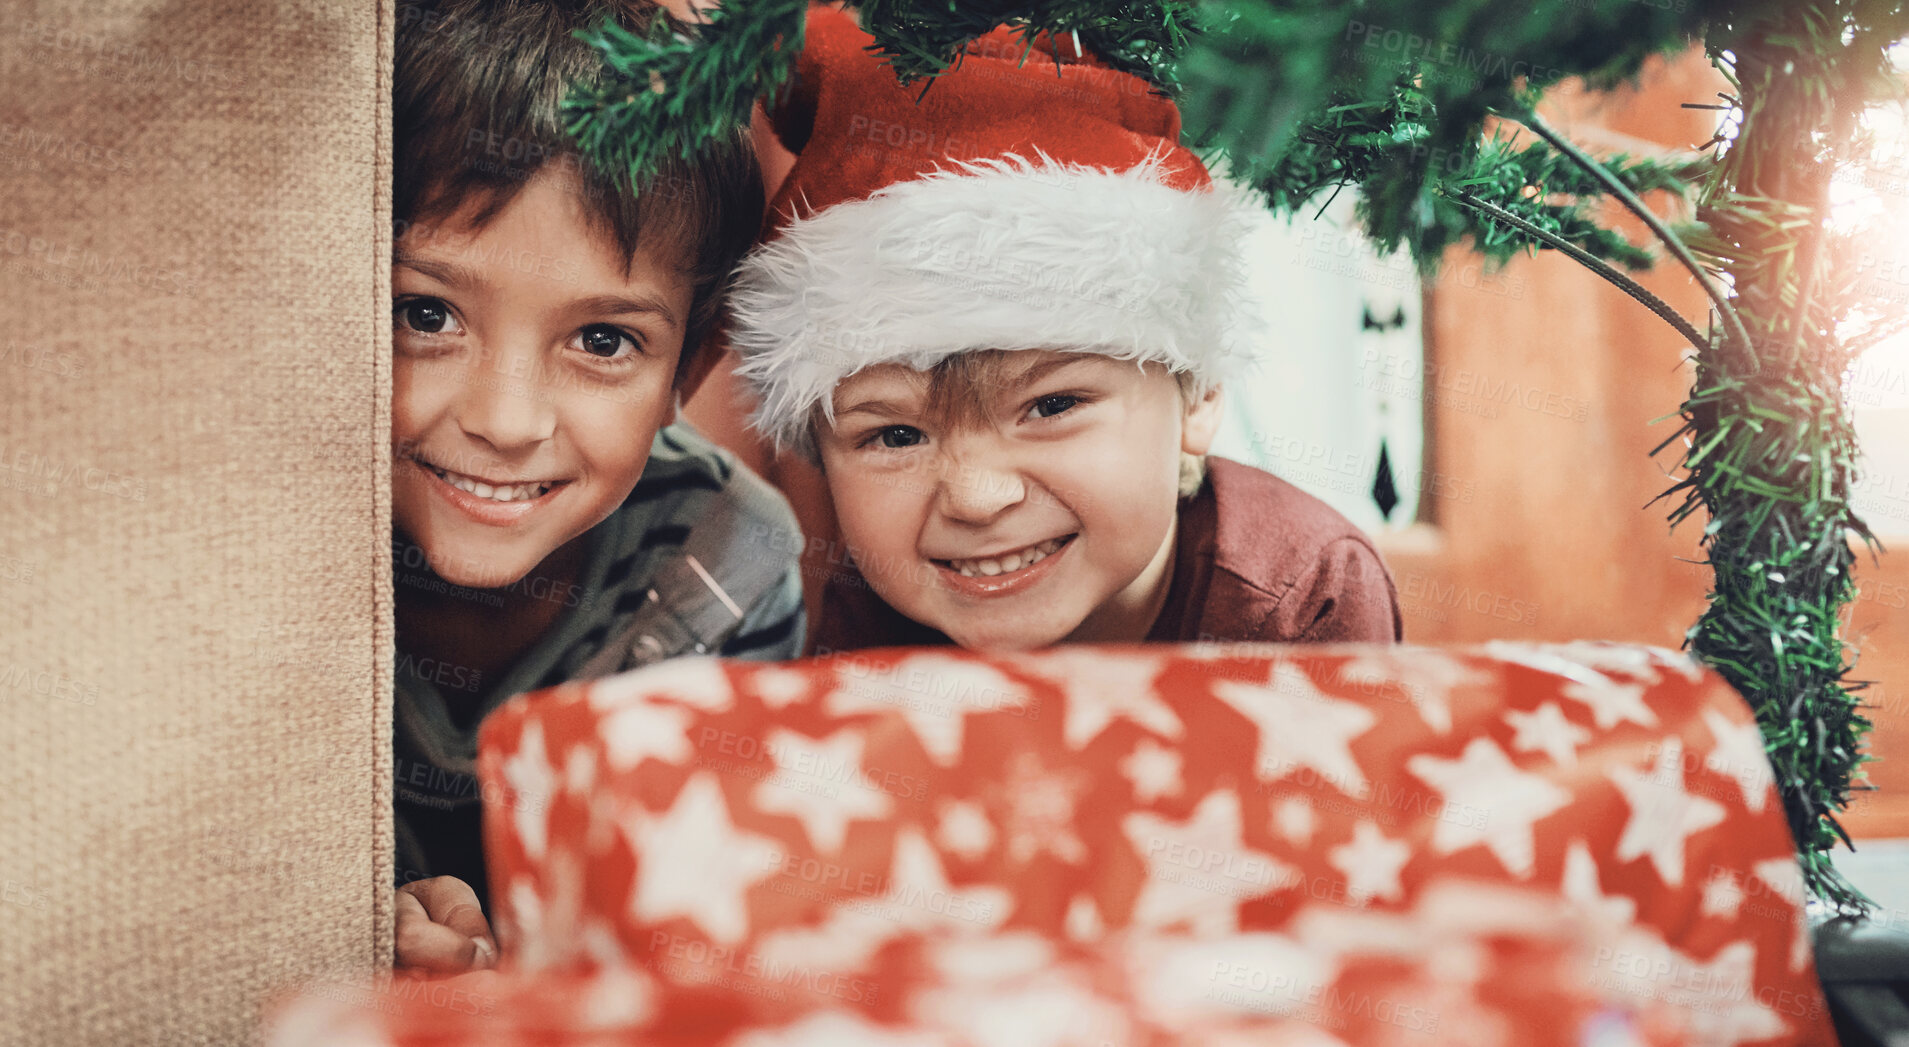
[938,617,1077,653]
[408,541,544,592]
[437,564,532,591]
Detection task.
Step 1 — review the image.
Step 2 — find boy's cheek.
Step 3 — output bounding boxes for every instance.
[556,378,676,467]
[827,476,928,587]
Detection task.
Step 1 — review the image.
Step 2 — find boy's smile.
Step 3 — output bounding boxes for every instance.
[390,168,692,591]
[408,452,572,526]
[817,351,1222,650]
[929,534,1076,595]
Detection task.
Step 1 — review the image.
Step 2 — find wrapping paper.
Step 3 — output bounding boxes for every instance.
[273,643,1836,1047]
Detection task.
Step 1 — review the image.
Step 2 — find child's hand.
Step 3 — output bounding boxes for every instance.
[395,877,498,974]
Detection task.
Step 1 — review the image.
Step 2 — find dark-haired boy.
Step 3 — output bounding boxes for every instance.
[388,0,804,972]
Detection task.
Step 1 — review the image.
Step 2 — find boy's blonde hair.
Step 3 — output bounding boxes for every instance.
[817,350,1212,499]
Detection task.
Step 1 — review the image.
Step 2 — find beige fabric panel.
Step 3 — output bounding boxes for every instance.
[0,0,393,1043]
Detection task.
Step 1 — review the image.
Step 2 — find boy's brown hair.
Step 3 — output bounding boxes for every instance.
[394,0,764,379]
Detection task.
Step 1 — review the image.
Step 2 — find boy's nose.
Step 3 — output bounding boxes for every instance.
[934,453,1026,525]
[452,350,557,452]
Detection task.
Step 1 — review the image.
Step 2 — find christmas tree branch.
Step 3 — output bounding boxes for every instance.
[1504,104,1759,371]
[1443,187,1709,352]
[564,0,807,189]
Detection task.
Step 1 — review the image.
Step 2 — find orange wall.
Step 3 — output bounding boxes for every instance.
[686,50,1909,840]
[1385,51,1909,839]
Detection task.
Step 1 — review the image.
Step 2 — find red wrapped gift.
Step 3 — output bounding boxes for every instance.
[266,643,1837,1045]
[448,642,1834,1047]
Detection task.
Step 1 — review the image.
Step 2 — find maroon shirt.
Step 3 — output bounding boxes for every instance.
[808,456,1403,653]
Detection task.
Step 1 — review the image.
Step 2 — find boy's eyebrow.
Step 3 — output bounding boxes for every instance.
[393,249,479,289]
[565,293,681,329]
[834,356,1093,418]
[1002,355,1094,388]
[394,249,681,328]
[834,396,915,419]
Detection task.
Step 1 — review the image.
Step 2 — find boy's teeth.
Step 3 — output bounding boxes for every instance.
[431,465,551,503]
[947,537,1063,577]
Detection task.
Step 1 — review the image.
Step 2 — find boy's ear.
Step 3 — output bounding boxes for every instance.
[1180,384,1225,457]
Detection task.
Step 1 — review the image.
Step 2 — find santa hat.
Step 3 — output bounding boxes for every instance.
[728,6,1263,456]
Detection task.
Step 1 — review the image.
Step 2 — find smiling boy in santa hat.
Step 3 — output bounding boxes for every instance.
[730,6,1402,652]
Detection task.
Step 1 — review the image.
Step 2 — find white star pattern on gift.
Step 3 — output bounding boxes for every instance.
[600,701,694,770]
[935,798,996,862]
[1550,641,1704,683]
[751,904,898,977]
[752,727,895,853]
[1010,648,1182,749]
[1750,857,1812,973]
[885,826,1013,933]
[578,916,629,970]
[1670,941,1790,1047]
[1120,738,1183,803]
[1585,927,1790,1047]
[623,771,781,945]
[1701,867,1746,920]
[1481,641,1649,691]
[1702,708,1775,814]
[1125,932,1332,1025]
[914,934,1132,1047]
[1482,640,1621,686]
[506,875,547,967]
[1560,675,1659,731]
[1213,661,1376,796]
[749,665,813,710]
[1750,857,1804,906]
[563,745,597,793]
[1561,838,1638,930]
[1329,821,1411,905]
[730,1011,952,1047]
[1406,737,1571,878]
[1483,642,1662,729]
[1505,701,1593,767]
[916,966,1131,1047]
[1122,790,1295,936]
[920,928,1051,982]
[1608,736,1727,887]
[1064,894,1104,941]
[994,752,1090,866]
[752,827,1012,974]
[500,720,558,860]
[576,968,655,1029]
[1289,878,1572,958]
[825,654,1028,766]
[1337,649,1488,735]
[588,656,734,712]
[1271,796,1317,846]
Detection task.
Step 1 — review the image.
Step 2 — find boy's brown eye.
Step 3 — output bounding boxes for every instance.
[877,425,924,449]
[1030,394,1080,419]
[577,324,638,359]
[398,298,452,334]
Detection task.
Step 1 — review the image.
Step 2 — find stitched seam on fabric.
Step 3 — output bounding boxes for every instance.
[372,0,398,971]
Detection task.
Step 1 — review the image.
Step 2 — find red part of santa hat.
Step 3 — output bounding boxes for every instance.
[729,5,1264,455]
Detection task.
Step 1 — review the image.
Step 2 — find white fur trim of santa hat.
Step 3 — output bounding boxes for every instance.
[728,153,1268,457]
